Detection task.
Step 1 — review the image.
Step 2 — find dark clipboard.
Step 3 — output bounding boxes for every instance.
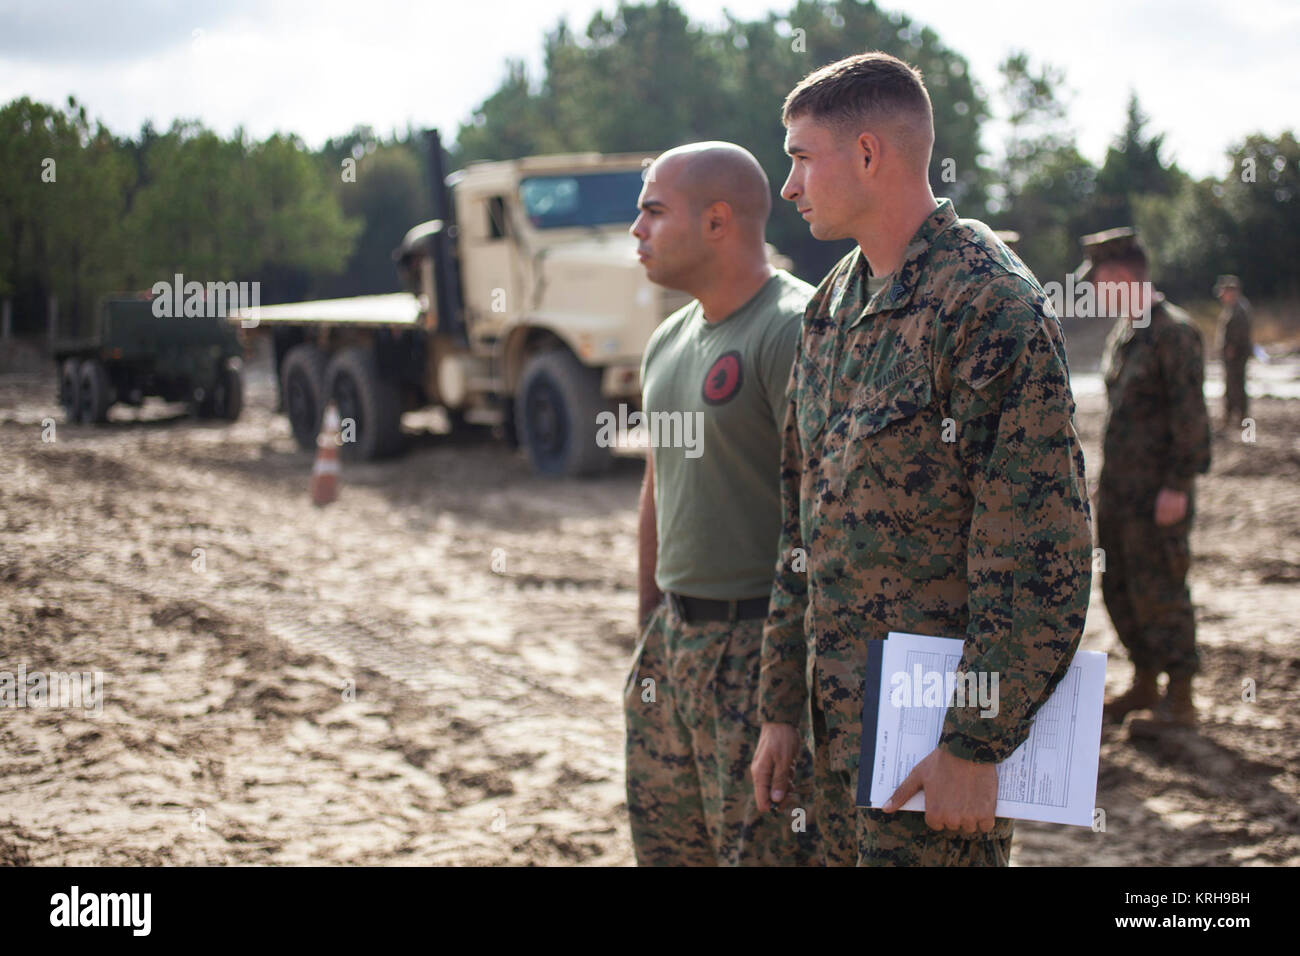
[854,638,885,808]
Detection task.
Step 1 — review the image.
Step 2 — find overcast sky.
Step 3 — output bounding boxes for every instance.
[1,0,1294,178]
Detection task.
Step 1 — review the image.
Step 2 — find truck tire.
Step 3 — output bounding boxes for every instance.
[326,347,403,461]
[515,349,613,477]
[60,358,82,423]
[210,365,243,421]
[280,345,328,450]
[77,359,113,424]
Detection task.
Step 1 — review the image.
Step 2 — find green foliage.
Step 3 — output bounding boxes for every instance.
[1222,132,1299,298]
[1132,180,1231,297]
[1093,93,1184,228]
[996,51,1071,202]
[316,142,429,298]
[124,122,255,280]
[1003,146,1099,285]
[0,96,133,335]
[984,60,1296,302]
[0,101,359,335]
[2,1,1295,331]
[990,53,1094,284]
[1131,132,1297,301]
[452,0,991,282]
[124,126,359,301]
[246,134,360,284]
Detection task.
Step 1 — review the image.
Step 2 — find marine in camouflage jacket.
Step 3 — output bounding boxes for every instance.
[759,199,1093,771]
[1215,298,1252,366]
[1100,297,1212,513]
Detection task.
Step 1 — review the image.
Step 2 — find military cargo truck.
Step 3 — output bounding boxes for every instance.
[237,131,781,476]
[54,294,243,423]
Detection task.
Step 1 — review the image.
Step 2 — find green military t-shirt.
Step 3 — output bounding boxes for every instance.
[641,269,813,600]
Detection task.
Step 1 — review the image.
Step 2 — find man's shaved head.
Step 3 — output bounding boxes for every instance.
[632,140,774,296]
[649,141,771,238]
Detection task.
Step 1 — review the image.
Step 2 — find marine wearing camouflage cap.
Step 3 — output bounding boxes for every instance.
[1090,230,1212,729]
[1074,226,1148,281]
[1214,275,1252,428]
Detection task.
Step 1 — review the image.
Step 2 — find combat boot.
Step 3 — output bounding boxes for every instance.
[1154,674,1198,727]
[1103,668,1160,724]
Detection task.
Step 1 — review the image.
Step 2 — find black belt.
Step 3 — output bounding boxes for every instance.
[666,592,769,624]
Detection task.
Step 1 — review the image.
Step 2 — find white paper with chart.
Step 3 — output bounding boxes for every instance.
[859,631,1106,827]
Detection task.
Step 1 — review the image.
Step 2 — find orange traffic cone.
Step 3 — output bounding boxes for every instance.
[311,403,341,506]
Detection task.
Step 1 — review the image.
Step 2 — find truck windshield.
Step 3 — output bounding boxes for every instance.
[519,170,644,229]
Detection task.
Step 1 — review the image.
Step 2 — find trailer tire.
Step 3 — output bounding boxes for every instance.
[326,347,403,461]
[60,358,82,423]
[515,349,612,477]
[209,365,243,421]
[77,359,113,424]
[280,345,328,450]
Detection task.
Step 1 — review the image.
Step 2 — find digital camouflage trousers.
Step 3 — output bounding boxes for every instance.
[624,599,821,866]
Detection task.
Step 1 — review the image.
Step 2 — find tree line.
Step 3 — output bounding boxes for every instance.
[2,0,1294,338]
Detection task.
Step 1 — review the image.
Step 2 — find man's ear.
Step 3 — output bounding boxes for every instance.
[857,131,880,177]
[704,201,731,238]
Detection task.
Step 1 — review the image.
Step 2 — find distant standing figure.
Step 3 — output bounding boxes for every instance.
[1214,275,1253,431]
[1085,228,1212,729]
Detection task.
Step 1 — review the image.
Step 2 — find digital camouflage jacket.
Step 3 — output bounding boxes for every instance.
[759,200,1094,770]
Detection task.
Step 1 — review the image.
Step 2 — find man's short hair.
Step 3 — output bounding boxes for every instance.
[782,51,934,159]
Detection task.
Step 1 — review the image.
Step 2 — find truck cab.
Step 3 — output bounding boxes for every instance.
[393,149,691,475]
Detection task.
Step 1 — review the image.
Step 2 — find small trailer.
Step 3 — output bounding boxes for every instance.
[54,294,244,423]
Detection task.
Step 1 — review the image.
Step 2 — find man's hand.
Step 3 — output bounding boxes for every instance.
[1154,487,1188,527]
[751,722,799,812]
[882,746,998,834]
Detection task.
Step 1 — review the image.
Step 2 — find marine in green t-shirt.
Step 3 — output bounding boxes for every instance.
[623,140,820,867]
[641,270,810,599]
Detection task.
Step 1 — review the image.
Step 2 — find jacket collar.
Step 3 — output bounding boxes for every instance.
[852,198,957,323]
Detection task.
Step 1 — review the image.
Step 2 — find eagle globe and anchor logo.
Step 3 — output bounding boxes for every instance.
[702,349,743,405]
[594,350,746,457]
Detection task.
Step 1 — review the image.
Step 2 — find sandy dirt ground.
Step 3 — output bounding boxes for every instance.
[0,337,1297,866]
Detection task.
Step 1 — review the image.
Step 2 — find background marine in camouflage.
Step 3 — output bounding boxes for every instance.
[1214,274,1253,431]
[1085,229,1212,729]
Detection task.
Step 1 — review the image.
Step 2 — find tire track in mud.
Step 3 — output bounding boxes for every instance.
[1,408,641,864]
[4,538,611,712]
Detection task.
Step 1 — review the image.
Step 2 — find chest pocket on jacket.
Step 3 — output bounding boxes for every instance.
[837,364,935,500]
[847,364,933,444]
